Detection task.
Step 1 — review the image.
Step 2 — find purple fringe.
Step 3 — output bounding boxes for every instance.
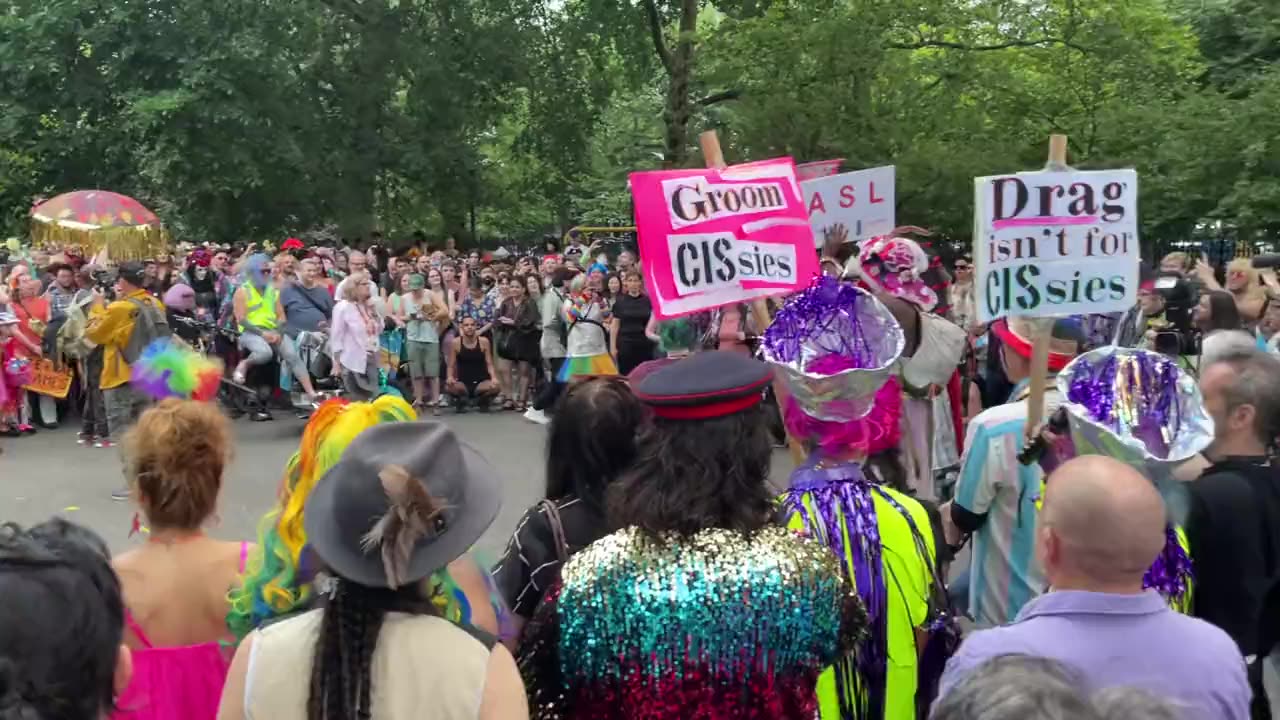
[785,458,887,720]
[1143,524,1194,609]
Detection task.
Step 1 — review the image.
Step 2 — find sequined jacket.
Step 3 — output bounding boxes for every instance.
[518,525,866,720]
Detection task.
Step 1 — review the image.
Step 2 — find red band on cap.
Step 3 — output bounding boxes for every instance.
[649,392,763,420]
[996,322,1074,372]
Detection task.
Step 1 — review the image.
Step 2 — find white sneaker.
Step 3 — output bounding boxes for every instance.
[523,407,550,425]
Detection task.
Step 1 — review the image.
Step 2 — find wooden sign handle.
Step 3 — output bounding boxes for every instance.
[1024,134,1070,439]
[700,131,726,170]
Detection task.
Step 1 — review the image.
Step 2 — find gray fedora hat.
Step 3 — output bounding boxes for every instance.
[304,421,501,589]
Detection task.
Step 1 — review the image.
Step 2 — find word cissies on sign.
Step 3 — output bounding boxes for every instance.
[631,158,819,320]
[22,358,74,399]
[802,166,895,248]
[973,169,1139,322]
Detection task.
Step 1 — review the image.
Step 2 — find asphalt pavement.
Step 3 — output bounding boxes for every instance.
[2,409,798,560]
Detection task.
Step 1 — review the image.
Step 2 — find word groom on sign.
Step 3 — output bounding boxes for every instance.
[632,158,818,320]
[974,169,1139,322]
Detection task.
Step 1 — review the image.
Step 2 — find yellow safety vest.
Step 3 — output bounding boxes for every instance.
[239,283,279,333]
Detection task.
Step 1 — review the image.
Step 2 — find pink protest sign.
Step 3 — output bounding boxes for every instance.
[630,158,820,320]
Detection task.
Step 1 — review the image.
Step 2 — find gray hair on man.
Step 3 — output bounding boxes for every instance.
[1200,330,1258,367]
[1205,346,1280,448]
[930,655,1185,720]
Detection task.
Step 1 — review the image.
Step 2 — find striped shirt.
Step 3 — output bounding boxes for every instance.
[953,389,1060,628]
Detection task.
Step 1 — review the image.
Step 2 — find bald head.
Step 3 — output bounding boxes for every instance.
[1040,456,1166,587]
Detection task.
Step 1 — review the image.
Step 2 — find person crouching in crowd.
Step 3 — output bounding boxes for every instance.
[226,397,503,644]
[330,270,382,401]
[114,399,254,720]
[0,518,134,720]
[494,377,643,649]
[519,351,865,719]
[218,421,528,720]
[446,315,500,412]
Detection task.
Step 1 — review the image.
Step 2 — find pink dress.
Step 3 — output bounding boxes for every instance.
[113,542,248,720]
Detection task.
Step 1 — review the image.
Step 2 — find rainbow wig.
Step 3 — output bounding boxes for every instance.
[784,376,903,457]
[227,396,416,639]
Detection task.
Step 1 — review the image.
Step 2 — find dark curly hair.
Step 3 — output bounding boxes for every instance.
[608,405,775,537]
[0,519,124,720]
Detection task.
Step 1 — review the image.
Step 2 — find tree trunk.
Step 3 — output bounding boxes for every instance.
[662,0,700,168]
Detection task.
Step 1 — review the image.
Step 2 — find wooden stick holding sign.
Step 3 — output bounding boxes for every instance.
[1023,135,1071,441]
[698,130,806,465]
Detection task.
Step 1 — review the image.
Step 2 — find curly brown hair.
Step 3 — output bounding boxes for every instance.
[123,399,232,530]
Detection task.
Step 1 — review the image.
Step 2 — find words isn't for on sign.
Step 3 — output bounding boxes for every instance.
[983,175,1136,316]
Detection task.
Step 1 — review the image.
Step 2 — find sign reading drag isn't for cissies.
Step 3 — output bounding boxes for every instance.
[630,158,819,320]
[973,169,1139,323]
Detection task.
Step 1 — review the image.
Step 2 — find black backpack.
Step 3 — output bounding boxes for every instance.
[121,296,172,364]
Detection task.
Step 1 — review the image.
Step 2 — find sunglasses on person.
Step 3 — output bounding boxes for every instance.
[955,263,972,271]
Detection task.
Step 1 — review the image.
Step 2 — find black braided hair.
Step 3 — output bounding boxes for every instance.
[306,579,437,720]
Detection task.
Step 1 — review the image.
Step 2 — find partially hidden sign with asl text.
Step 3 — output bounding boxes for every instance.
[630,158,819,320]
[802,166,896,248]
[22,358,74,399]
[974,169,1139,323]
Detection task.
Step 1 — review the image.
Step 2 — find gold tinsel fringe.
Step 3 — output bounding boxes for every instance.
[30,218,171,261]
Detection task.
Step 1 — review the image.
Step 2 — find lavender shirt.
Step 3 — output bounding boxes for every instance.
[940,590,1250,719]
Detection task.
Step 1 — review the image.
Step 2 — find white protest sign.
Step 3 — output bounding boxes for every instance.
[803,166,895,248]
[973,169,1139,323]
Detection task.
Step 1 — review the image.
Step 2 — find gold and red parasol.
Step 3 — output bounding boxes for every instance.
[30,190,170,260]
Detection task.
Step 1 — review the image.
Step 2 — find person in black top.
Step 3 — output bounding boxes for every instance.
[1187,347,1280,657]
[609,270,654,375]
[493,376,643,649]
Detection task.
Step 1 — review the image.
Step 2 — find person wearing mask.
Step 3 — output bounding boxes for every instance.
[230,254,319,400]
[494,377,642,647]
[0,518,134,720]
[496,276,540,411]
[183,249,224,319]
[608,270,653,375]
[85,261,166,460]
[114,399,254,720]
[523,267,572,425]
[943,316,1086,627]
[446,315,499,412]
[329,270,382,400]
[519,352,865,719]
[940,456,1249,719]
[400,273,448,414]
[1187,348,1280,657]
[279,258,334,339]
[218,421,529,720]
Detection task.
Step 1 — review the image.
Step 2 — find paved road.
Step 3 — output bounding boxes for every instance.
[3,411,798,560]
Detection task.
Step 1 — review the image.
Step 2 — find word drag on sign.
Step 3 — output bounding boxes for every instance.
[631,158,819,320]
[802,165,896,248]
[973,169,1139,323]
